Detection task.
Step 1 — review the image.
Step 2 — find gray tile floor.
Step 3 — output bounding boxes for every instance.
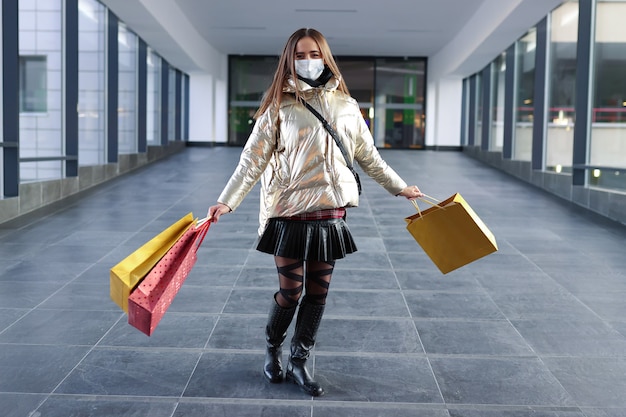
[2,147,626,417]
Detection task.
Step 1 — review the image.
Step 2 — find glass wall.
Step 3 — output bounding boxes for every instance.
[589,0,626,189]
[375,58,425,148]
[18,0,64,182]
[228,56,426,148]
[118,23,138,154]
[181,76,187,140]
[546,0,579,173]
[2,0,190,209]
[513,28,537,161]
[0,2,3,196]
[490,53,506,151]
[146,48,161,145]
[474,73,483,147]
[78,0,106,166]
[337,59,374,137]
[228,56,278,145]
[168,67,176,141]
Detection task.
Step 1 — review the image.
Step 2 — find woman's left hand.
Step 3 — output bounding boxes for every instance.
[397,185,424,200]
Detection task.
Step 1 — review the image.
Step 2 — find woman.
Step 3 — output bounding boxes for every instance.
[207,28,424,397]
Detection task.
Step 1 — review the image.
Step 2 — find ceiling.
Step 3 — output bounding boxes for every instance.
[101,0,566,77]
[171,0,487,57]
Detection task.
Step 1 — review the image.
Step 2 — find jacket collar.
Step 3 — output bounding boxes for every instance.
[283,74,340,96]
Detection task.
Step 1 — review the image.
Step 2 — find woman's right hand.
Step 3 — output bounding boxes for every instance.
[207,203,231,222]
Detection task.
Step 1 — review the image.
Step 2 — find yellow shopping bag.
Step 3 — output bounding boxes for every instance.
[110,213,195,313]
[405,194,498,274]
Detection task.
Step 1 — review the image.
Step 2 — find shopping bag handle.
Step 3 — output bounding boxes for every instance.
[411,194,444,218]
[192,218,211,250]
[195,216,211,228]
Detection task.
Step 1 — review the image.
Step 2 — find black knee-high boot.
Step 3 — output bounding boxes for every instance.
[264,296,297,383]
[286,297,325,396]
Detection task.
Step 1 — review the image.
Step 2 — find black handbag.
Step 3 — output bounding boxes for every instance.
[298,99,362,195]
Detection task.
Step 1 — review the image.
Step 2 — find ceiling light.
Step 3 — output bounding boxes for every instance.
[295,9,357,13]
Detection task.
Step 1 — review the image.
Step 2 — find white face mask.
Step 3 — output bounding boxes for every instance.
[295,59,325,80]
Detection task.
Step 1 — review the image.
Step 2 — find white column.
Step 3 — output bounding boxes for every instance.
[189,73,214,143]
[425,77,464,148]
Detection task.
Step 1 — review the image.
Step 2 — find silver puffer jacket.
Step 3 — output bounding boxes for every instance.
[218,74,408,235]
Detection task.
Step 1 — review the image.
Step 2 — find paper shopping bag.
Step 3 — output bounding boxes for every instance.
[110,213,195,313]
[405,193,497,274]
[127,219,210,336]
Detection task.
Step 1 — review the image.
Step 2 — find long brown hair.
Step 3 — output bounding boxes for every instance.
[254,28,350,119]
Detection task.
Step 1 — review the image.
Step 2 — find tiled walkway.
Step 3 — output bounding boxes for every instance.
[2,146,626,417]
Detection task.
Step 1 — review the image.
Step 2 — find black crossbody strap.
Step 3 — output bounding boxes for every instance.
[298,99,362,195]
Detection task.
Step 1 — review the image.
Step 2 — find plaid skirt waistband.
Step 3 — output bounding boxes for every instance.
[286,208,346,221]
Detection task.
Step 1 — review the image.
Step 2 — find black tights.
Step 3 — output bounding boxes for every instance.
[274,256,335,308]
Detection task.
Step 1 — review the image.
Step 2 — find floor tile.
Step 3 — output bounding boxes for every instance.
[315,354,443,403]
[167,284,232,314]
[183,352,305,399]
[55,348,201,396]
[0,344,89,392]
[0,308,28,332]
[512,319,626,356]
[325,290,410,318]
[395,269,483,292]
[543,357,626,407]
[100,313,217,348]
[174,401,311,417]
[403,292,504,319]
[415,319,534,356]
[0,260,91,283]
[317,318,423,354]
[38,282,120,311]
[207,315,266,350]
[447,408,584,417]
[0,309,120,345]
[1,393,46,417]
[429,357,575,406]
[35,396,177,417]
[0,281,65,309]
[312,404,450,417]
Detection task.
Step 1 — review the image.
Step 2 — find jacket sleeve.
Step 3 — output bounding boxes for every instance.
[217,110,276,211]
[353,114,408,195]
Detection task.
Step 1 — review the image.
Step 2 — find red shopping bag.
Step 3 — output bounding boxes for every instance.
[128,218,210,336]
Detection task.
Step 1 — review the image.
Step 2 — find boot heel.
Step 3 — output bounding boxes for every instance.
[286,359,324,396]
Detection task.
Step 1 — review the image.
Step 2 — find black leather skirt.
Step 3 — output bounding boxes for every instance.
[256,217,358,261]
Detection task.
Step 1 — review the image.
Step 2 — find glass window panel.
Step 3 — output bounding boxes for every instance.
[546,0,578,173]
[181,77,186,140]
[475,73,483,146]
[374,58,426,148]
[18,0,63,182]
[19,160,63,182]
[590,0,626,188]
[228,56,426,149]
[19,56,47,112]
[229,56,277,145]
[78,0,106,166]
[147,49,161,145]
[337,59,374,137]
[168,68,176,141]
[118,24,138,154]
[513,28,536,161]
[490,53,506,151]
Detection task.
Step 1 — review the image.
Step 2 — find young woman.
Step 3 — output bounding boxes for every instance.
[207,28,424,397]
